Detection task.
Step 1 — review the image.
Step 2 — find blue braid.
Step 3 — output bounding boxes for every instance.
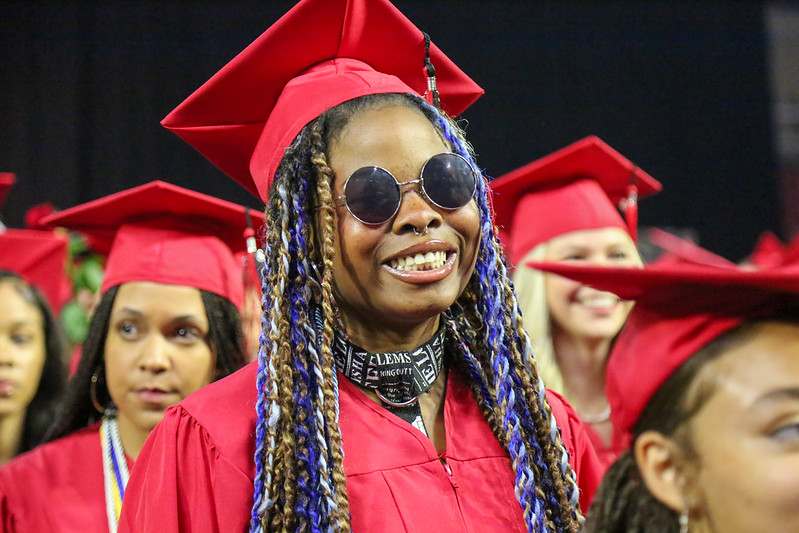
[250,179,297,531]
[286,211,324,529]
[292,171,341,529]
[427,105,549,531]
[251,232,280,532]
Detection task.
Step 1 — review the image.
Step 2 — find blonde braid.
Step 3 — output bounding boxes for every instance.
[269,189,300,531]
[309,123,351,530]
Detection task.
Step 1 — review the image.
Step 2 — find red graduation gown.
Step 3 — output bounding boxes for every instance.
[119,362,601,532]
[0,423,133,532]
[582,422,621,474]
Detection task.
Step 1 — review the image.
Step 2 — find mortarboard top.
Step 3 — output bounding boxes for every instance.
[785,235,799,267]
[0,229,69,312]
[162,0,484,202]
[0,173,15,210]
[647,227,735,268]
[489,136,662,266]
[525,259,799,448]
[746,231,787,269]
[41,181,265,308]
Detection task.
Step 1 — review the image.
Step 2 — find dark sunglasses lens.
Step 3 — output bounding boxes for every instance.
[422,154,476,210]
[344,167,400,224]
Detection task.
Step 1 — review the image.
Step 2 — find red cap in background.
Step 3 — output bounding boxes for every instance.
[42,181,265,308]
[647,227,735,268]
[0,173,15,210]
[0,229,69,312]
[490,136,661,266]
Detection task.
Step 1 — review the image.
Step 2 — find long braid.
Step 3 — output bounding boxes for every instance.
[281,130,342,528]
[287,167,326,531]
[501,252,583,521]
[471,197,548,530]
[424,100,582,531]
[309,121,352,530]
[250,236,279,530]
[272,179,302,531]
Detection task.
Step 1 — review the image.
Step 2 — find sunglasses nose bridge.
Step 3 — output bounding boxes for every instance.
[397,176,425,197]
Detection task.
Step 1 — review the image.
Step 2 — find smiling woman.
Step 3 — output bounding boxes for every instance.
[490,136,661,469]
[0,182,255,532]
[117,1,603,532]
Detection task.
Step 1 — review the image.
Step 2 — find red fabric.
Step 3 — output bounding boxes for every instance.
[0,173,14,209]
[581,423,620,474]
[119,362,601,532]
[41,181,265,308]
[748,231,785,268]
[489,136,661,266]
[0,228,69,312]
[648,227,735,268]
[525,261,799,448]
[0,423,134,532]
[162,0,484,201]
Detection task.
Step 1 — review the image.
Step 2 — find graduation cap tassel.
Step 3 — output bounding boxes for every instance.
[622,167,639,244]
[244,208,266,285]
[422,32,440,109]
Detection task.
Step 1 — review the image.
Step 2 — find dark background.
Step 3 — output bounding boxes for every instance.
[0,1,782,261]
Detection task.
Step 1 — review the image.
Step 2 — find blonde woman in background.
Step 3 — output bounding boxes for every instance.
[490,136,660,469]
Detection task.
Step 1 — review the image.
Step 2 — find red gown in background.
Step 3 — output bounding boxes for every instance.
[119,362,601,533]
[583,423,621,473]
[0,423,132,532]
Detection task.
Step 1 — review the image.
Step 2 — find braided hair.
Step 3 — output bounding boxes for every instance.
[250,92,582,532]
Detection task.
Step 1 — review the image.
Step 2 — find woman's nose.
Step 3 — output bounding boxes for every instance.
[138,334,171,373]
[392,183,442,235]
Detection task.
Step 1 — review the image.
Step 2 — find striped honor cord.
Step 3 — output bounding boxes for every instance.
[100,415,130,533]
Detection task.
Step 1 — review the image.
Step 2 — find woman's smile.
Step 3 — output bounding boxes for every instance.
[383,240,457,282]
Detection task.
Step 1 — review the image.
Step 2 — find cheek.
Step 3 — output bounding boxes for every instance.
[17,340,47,401]
[103,335,133,400]
[453,203,482,265]
[544,277,576,309]
[176,347,215,393]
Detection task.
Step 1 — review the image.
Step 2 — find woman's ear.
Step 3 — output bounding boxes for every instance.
[633,430,691,513]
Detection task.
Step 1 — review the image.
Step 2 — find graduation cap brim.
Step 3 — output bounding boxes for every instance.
[525,260,799,303]
[162,0,484,201]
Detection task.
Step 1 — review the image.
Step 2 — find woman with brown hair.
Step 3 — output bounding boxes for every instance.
[531,260,799,532]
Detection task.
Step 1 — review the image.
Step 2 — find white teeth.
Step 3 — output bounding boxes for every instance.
[389,251,448,271]
[579,295,617,308]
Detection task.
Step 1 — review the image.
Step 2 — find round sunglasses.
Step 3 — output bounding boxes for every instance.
[335,152,478,225]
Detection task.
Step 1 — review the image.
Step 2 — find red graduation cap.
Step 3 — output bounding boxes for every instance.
[489,136,662,266]
[162,0,484,202]
[525,259,799,448]
[41,181,265,308]
[0,173,15,210]
[0,228,69,312]
[746,231,787,269]
[647,227,735,268]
